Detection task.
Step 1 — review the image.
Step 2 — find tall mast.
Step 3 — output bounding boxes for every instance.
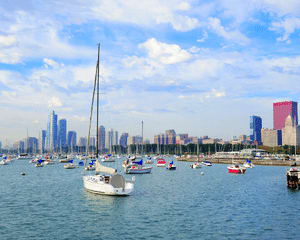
[96,43,100,159]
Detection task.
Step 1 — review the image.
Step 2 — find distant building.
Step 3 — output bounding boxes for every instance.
[202,138,217,144]
[250,115,262,145]
[25,137,38,154]
[78,137,87,147]
[40,130,47,153]
[67,131,77,149]
[128,136,143,145]
[120,133,128,147]
[0,141,2,152]
[105,129,114,151]
[165,129,176,144]
[98,125,105,152]
[50,111,58,150]
[154,134,166,145]
[16,140,25,153]
[261,128,282,147]
[58,119,67,150]
[114,131,119,145]
[282,115,300,146]
[273,101,298,130]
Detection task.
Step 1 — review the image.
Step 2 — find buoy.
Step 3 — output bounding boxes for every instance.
[20,172,26,176]
[200,172,204,175]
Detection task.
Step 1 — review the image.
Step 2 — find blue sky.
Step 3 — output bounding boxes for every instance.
[1,0,300,144]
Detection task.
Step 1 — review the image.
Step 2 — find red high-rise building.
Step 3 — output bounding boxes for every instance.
[273,101,298,130]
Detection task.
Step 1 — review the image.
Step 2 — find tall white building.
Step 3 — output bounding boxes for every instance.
[282,115,300,146]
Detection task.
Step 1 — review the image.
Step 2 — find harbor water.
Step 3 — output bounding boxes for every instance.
[0,158,299,240]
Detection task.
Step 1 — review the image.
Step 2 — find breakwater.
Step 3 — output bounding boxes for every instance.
[178,157,296,166]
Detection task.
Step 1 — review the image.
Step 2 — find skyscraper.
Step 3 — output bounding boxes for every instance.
[47,111,58,151]
[67,131,77,149]
[40,130,47,153]
[98,125,105,152]
[250,115,262,145]
[114,131,119,145]
[120,133,128,147]
[58,119,67,150]
[273,101,298,130]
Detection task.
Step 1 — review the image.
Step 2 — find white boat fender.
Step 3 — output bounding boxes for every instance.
[132,176,135,182]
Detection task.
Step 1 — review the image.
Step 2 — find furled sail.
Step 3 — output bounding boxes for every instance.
[95,160,117,175]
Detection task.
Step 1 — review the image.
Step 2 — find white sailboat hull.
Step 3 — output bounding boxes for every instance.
[83,175,134,196]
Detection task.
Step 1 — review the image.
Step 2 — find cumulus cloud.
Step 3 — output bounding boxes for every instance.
[139,38,191,64]
[270,17,300,42]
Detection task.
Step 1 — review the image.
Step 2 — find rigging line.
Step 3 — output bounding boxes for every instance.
[84,47,99,170]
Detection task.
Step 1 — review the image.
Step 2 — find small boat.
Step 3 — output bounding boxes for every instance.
[84,160,96,171]
[201,160,212,166]
[64,160,76,169]
[35,162,44,167]
[166,161,176,170]
[190,162,202,169]
[44,159,55,165]
[35,159,44,167]
[286,167,300,189]
[145,157,153,164]
[101,154,115,162]
[227,164,246,174]
[125,159,152,174]
[243,159,254,168]
[0,160,8,165]
[157,158,166,167]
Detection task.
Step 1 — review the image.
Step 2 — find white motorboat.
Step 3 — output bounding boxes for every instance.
[190,162,202,169]
[201,160,212,166]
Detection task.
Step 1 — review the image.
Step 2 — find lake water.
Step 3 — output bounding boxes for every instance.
[0,158,299,240]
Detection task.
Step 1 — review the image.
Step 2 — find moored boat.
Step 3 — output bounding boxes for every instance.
[227,164,246,174]
[201,160,212,166]
[157,158,166,167]
[125,159,152,174]
[286,167,300,190]
[166,161,176,170]
[190,162,202,169]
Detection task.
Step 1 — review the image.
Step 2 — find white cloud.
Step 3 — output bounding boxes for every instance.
[139,38,191,64]
[176,2,190,11]
[208,17,250,45]
[48,96,63,107]
[0,35,17,47]
[270,17,300,42]
[197,31,208,43]
[43,58,59,68]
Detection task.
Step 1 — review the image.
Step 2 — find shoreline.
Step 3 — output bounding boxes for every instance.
[177,157,297,166]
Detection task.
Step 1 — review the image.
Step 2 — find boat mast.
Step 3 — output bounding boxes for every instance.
[96,43,100,160]
[85,44,100,169]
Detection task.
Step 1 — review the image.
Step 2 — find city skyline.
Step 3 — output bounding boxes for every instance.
[1,1,300,143]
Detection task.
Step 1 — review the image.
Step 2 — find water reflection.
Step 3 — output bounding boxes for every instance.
[82,190,128,213]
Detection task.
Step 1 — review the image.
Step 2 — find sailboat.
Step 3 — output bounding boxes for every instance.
[82,44,134,196]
